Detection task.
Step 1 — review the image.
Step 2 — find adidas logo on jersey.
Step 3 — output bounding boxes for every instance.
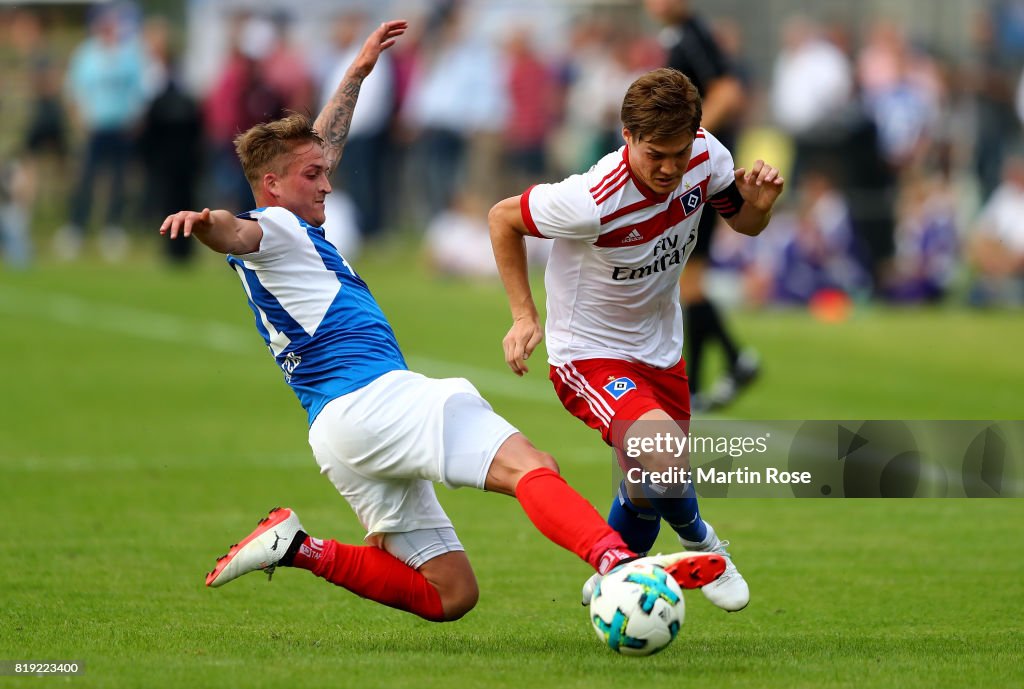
[623,229,643,244]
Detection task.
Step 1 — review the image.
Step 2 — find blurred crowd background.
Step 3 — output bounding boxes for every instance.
[2,0,1024,309]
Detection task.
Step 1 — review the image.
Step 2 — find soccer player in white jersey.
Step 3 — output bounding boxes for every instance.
[159,23,726,623]
[489,68,784,612]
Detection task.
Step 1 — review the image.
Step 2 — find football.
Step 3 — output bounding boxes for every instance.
[589,561,685,656]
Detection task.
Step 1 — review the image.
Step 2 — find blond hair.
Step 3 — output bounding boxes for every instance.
[233,113,324,188]
[620,68,702,143]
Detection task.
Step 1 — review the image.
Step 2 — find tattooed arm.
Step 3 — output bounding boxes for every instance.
[314,20,408,174]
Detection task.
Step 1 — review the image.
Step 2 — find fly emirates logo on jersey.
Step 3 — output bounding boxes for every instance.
[609,229,696,281]
[607,184,704,281]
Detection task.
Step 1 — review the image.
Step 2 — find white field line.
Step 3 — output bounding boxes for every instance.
[0,285,555,404]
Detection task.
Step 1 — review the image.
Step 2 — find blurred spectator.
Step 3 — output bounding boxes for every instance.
[203,12,287,213]
[837,113,898,290]
[773,17,897,290]
[501,27,557,195]
[646,0,756,410]
[259,12,315,115]
[389,14,425,117]
[857,20,943,176]
[5,9,69,267]
[402,1,506,220]
[710,16,754,96]
[881,172,960,303]
[424,192,497,278]
[993,0,1024,61]
[322,191,363,261]
[772,171,871,305]
[967,153,1024,306]
[707,219,778,308]
[56,5,148,261]
[319,10,396,240]
[141,15,170,100]
[771,17,854,184]
[424,191,548,278]
[0,160,32,268]
[461,16,514,206]
[967,9,1021,203]
[138,16,203,265]
[15,10,68,164]
[556,17,639,171]
[384,16,428,233]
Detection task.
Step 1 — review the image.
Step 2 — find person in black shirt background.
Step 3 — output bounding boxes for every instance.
[646,0,760,411]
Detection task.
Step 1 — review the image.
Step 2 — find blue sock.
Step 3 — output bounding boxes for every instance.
[641,481,708,544]
[607,480,661,555]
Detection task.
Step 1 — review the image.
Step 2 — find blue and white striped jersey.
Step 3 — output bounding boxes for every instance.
[227,207,407,425]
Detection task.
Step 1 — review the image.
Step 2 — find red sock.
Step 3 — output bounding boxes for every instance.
[515,467,635,574]
[290,537,446,622]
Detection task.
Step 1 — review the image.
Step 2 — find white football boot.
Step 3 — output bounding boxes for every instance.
[581,550,727,606]
[205,507,305,587]
[680,522,749,612]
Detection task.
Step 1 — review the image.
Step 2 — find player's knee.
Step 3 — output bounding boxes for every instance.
[418,551,478,622]
[439,578,479,621]
[530,450,559,474]
[486,435,561,495]
[507,449,560,488]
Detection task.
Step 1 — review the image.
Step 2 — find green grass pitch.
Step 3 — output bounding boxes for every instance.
[1,250,1022,688]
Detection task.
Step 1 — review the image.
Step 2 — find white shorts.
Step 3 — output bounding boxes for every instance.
[308,370,518,546]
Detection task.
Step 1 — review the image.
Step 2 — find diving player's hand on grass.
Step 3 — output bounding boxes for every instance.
[160,208,213,240]
[503,316,543,377]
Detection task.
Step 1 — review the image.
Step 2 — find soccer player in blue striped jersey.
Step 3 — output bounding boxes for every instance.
[159,20,726,622]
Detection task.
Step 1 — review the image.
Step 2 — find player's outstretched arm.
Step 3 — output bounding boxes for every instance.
[489,196,544,377]
[160,208,261,255]
[314,20,407,173]
[726,160,785,237]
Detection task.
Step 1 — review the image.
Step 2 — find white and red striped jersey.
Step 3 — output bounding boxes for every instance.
[521,129,740,368]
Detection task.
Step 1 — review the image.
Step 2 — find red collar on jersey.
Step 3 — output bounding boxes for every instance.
[622,145,672,203]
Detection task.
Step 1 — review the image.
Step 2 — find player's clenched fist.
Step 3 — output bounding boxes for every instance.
[160,208,213,240]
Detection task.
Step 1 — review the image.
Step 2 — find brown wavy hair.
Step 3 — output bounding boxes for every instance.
[620,68,702,142]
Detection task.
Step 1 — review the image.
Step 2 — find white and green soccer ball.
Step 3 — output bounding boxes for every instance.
[589,561,685,656]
